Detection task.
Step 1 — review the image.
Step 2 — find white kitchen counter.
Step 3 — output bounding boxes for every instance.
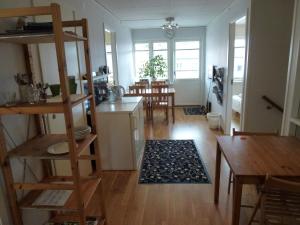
[96,96,143,114]
[96,96,145,170]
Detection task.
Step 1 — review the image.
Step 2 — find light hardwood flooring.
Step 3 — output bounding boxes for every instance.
[101,108,257,225]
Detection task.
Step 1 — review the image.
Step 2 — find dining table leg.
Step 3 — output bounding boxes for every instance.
[214,142,221,203]
[171,93,175,123]
[232,176,243,225]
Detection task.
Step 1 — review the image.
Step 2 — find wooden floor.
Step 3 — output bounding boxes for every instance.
[101,108,257,225]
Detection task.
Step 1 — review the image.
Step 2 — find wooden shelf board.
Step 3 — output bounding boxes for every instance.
[290,117,300,126]
[77,133,97,155]
[49,182,104,223]
[0,94,91,115]
[8,134,67,159]
[0,32,87,44]
[49,215,105,224]
[19,177,101,211]
[8,133,97,160]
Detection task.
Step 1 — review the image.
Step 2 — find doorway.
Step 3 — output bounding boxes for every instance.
[225,16,247,134]
[173,40,202,105]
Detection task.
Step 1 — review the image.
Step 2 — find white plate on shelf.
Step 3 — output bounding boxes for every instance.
[47,142,69,155]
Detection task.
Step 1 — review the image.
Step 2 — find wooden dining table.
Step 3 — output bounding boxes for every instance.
[124,87,176,123]
[214,135,300,225]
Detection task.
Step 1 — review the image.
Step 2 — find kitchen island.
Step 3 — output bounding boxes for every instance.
[96,97,145,170]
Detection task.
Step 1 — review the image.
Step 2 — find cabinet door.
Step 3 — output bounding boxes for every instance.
[131,101,145,167]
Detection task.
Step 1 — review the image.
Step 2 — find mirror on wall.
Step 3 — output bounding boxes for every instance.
[104,25,118,84]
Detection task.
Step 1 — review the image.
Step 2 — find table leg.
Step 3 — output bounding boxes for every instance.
[171,93,175,123]
[214,142,221,203]
[232,176,243,225]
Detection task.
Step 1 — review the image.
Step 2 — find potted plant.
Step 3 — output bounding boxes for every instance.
[139,55,167,81]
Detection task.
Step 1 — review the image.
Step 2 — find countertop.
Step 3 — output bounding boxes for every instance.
[95,96,143,113]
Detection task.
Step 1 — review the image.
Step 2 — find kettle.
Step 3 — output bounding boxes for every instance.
[108,85,125,102]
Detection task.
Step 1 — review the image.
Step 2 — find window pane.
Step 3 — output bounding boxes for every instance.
[175,49,199,59]
[175,41,200,79]
[135,43,149,51]
[235,39,245,47]
[153,50,168,60]
[234,47,245,58]
[153,51,168,78]
[135,51,149,77]
[176,59,199,71]
[233,57,245,79]
[106,44,112,53]
[153,42,167,50]
[176,71,199,79]
[176,41,199,50]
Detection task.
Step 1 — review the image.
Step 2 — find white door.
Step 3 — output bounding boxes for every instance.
[173,41,202,105]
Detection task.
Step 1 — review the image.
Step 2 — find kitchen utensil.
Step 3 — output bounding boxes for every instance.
[108,85,125,103]
[49,84,60,96]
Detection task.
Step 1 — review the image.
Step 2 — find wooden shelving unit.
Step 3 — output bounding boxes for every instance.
[0,4,106,225]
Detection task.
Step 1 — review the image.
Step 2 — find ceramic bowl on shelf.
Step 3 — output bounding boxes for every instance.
[47,142,69,155]
[74,125,91,141]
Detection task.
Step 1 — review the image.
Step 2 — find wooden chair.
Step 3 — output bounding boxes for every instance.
[248,176,300,225]
[135,80,149,87]
[129,85,150,119]
[150,84,169,123]
[228,128,278,194]
[151,80,167,86]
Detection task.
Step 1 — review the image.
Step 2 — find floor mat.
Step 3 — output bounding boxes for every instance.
[183,106,206,115]
[139,140,210,184]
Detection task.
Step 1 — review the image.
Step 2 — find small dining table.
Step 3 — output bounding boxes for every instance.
[124,87,176,123]
[214,135,300,225]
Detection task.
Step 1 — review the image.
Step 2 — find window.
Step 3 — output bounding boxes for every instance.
[134,42,168,79]
[105,43,114,83]
[153,42,168,78]
[175,41,200,79]
[134,43,150,78]
[233,38,245,82]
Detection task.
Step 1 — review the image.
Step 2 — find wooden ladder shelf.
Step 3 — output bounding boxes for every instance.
[0,3,106,225]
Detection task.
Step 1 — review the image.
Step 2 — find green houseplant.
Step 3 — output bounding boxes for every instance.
[139,55,167,80]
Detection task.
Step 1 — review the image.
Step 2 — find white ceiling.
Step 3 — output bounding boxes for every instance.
[94,0,234,29]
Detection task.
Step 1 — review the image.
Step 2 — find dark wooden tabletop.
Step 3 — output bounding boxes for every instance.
[216,136,300,177]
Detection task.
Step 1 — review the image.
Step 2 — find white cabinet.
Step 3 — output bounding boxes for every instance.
[96,97,145,170]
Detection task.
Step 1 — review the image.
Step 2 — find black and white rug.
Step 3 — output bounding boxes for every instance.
[139,140,210,184]
[183,106,206,115]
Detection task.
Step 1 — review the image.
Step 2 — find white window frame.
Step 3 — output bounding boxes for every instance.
[173,39,201,80]
[133,40,169,80]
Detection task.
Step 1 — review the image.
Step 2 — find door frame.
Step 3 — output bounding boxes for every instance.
[224,13,249,134]
[103,24,119,84]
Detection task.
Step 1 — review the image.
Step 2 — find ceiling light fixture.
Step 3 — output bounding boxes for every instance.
[161,17,179,39]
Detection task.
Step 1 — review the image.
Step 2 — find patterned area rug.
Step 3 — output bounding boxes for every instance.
[139,140,210,184]
[183,106,207,115]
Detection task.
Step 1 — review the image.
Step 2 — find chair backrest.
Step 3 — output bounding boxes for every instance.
[260,176,300,225]
[232,128,278,136]
[135,80,149,87]
[129,85,146,95]
[151,85,169,105]
[151,80,166,86]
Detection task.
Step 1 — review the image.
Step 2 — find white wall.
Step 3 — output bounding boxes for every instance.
[206,0,249,128]
[0,2,49,225]
[244,0,294,132]
[0,0,134,224]
[206,0,294,132]
[132,27,207,105]
[33,0,134,88]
